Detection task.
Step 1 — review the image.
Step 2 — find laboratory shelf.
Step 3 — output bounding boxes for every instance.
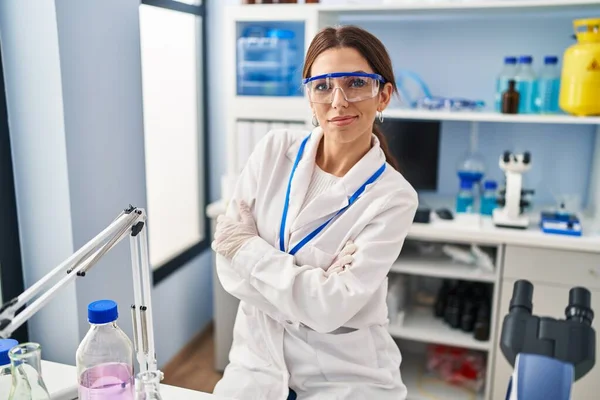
[391,256,496,283]
[385,108,600,125]
[388,307,491,352]
[233,96,310,122]
[400,352,485,400]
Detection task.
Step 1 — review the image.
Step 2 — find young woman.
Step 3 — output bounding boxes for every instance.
[211,25,418,400]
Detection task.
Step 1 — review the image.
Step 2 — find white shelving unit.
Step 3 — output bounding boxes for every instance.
[391,256,496,283]
[389,307,491,351]
[221,2,600,399]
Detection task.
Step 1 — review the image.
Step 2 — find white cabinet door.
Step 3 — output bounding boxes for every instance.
[492,279,600,400]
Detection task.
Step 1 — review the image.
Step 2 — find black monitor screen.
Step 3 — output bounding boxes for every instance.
[379,119,440,191]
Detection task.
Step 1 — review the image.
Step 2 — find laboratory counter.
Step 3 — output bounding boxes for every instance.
[43,360,226,400]
[207,200,600,253]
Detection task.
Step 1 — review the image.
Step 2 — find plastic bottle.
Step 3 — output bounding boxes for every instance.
[514,55,537,114]
[77,300,135,400]
[456,180,475,214]
[480,180,498,216]
[0,339,18,399]
[535,56,561,114]
[494,56,517,112]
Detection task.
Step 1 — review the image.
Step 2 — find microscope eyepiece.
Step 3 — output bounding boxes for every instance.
[523,152,531,164]
[509,280,533,314]
[503,151,511,163]
[566,287,594,326]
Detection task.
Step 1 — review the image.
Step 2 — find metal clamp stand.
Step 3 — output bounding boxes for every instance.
[0,205,159,376]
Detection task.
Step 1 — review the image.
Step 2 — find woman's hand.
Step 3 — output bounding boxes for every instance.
[325,240,357,276]
[212,201,258,260]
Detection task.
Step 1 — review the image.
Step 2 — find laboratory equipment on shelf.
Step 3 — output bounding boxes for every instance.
[457,151,485,184]
[535,56,561,114]
[77,300,135,400]
[492,151,534,229]
[0,339,18,399]
[8,342,51,399]
[456,179,475,214]
[514,55,537,114]
[501,79,519,114]
[495,56,517,112]
[560,18,600,116]
[0,205,162,395]
[480,180,498,216]
[500,280,596,400]
[236,25,301,97]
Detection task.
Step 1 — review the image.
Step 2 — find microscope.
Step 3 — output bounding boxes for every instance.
[493,151,535,229]
[500,280,596,399]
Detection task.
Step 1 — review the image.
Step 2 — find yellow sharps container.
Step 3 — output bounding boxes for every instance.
[559,18,600,116]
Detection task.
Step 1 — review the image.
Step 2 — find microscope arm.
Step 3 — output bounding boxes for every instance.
[0,205,158,375]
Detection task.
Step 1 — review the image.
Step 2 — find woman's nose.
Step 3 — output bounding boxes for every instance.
[331,87,348,108]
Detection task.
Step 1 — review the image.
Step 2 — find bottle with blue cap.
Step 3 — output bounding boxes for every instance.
[456,179,475,214]
[480,180,498,216]
[535,56,561,114]
[0,338,18,399]
[495,56,518,112]
[76,300,134,400]
[514,55,537,114]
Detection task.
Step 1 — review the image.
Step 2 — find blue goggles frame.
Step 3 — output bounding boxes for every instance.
[301,72,386,85]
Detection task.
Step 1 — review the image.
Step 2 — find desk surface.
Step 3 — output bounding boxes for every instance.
[42,361,226,400]
[207,200,600,253]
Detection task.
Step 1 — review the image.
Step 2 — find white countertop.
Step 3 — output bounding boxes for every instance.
[42,361,226,400]
[207,200,600,253]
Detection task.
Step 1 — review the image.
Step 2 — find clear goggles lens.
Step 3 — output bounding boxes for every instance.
[302,72,384,104]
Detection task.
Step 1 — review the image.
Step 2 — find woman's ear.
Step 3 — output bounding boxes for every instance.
[378,82,394,111]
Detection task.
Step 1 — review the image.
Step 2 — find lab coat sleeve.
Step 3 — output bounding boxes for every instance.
[215,131,285,320]
[230,189,419,333]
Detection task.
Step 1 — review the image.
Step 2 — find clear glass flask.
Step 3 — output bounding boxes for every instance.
[8,342,51,400]
[0,339,18,399]
[135,371,163,400]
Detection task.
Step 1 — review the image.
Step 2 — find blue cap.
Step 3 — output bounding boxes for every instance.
[484,180,498,190]
[518,55,533,64]
[88,300,118,324]
[504,56,517,64]
[460,180,474,190]
[544,56,558,64]
[0,339,18,366]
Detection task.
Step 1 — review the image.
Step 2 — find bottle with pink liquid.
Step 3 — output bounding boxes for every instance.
[77,300,134,400]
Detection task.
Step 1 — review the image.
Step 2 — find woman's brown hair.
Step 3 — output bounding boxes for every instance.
[302,25,400,171]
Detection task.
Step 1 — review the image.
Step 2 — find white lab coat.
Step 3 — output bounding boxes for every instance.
[213,127,419,400]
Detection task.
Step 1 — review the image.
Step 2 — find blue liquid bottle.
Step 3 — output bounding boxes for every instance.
[480,180,498,216]
[456,180,475,214]
[495,56,517,112]
[535,56,561,114]
[514,55,537,114]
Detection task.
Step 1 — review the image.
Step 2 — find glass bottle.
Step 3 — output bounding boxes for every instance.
[0,339,18,399]
[456,180,475,214]
[135,371,164,400]
[77,300,135,400]
[494,56,517,112]
[8,342,51,400]
[501,80,520,114]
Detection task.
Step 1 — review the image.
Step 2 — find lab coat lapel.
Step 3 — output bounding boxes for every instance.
[290,133,387,237]
[280,128,320,252]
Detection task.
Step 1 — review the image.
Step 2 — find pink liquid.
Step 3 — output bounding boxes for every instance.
[78,362,134,400]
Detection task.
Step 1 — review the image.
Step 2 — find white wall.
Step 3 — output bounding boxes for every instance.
[1,0,214,368]
[0,0,80,365]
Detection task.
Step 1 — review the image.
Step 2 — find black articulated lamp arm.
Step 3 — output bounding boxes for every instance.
[500,279,596,381]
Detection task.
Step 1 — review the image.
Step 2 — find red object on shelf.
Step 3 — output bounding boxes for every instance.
[426,344,486,393]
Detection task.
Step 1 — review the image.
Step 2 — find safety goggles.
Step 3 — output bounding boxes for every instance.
[302,72,385,104]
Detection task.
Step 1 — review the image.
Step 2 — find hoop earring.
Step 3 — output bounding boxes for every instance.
[377,111,384,123]
[312,114,319,127]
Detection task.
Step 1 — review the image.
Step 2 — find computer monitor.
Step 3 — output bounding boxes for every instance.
[379,119,440,191]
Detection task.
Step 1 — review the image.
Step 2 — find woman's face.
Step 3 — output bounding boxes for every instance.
[308,47,393,145]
